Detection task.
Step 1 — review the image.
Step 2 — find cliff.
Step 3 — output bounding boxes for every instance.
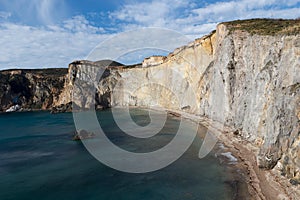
[56,19,300,187]
[0,68,67,112]
[0,19,299,191]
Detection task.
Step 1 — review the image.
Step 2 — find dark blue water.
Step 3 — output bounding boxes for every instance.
[0,110,248,200]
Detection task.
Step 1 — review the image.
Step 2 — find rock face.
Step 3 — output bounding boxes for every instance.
[0,19,299,184]
[210,24,299,183]
[0,68,67,112]
[142,56,166,68]
[53,60,123,111]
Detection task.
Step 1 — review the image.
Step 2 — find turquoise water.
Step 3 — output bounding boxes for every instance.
[0,110,247,200]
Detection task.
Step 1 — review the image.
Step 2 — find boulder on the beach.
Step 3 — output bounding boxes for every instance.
[289,178,300,186]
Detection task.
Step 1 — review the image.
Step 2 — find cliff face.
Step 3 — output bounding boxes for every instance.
[0,19,299,184]
[211,24,299,180]
[208,24,299,183]
[0,68,67,112]
[56,19,299,183]
[53,60,123,111]
[105,23,299,182]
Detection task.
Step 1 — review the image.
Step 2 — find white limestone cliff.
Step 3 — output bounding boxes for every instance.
[54,19,300,185]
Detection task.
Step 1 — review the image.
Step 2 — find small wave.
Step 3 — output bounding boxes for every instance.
[0,151,54,162]
[220,152,238,163]
[218,143,225,149]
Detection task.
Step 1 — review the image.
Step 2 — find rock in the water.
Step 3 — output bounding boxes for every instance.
[73,129,95,141]
[51,102,72,114]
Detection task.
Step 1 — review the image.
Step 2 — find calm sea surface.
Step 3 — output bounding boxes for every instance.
[0,109,249,200]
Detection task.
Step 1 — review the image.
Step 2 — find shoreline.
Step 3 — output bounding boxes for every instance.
[164,108,300,200]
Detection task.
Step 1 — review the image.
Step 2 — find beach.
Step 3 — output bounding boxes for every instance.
[167,109,300,200]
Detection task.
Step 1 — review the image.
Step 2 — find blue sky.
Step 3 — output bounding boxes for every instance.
[0,0,299,69]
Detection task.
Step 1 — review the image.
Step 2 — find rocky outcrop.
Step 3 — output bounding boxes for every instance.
[0,68,67,112]
[73,129,96,141]
[53,60,123,111]
[0,19,299,186]
[142,56,166,67]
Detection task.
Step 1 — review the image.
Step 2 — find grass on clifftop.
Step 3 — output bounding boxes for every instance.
[223,18,300,35]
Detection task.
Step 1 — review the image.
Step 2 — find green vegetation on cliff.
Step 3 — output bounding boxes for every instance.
[223,18,300,35]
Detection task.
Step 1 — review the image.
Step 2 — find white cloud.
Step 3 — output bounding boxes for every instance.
[0,0,68,25]
[87,28,191,64]
[108,0,215,39]
[190,0,300,22]
[0,16,110,69]
[109,0,190,25]
[109,0,195,28]
[0,11,11,20]
[109,0,300,37]
[38,0,57,24]
[62,15,105,33]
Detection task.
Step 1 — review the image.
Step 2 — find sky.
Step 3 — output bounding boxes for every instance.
[0,0,299,69]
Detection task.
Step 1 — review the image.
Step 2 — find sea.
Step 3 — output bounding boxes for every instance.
[0,109,250,200]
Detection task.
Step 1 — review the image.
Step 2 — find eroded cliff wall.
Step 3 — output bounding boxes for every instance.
[58,20,299,183]
[0,68,67,112]
[104,23,299,183]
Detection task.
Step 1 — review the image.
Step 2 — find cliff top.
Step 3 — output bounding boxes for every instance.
[69,59,141,70]
[0,68,68,77]
[70,60,124,67]
[222,18,300,35]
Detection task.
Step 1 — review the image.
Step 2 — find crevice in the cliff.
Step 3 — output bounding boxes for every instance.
[227,37,237,109]
[208,34,214,55]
